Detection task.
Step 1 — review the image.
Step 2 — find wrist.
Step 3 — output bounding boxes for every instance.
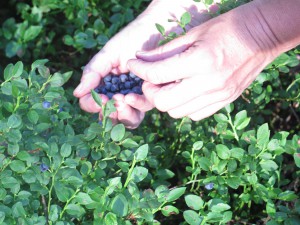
[240,0,300,57]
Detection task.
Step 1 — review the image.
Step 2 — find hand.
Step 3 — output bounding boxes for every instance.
[128,1,281,121]
[73,0,217,129]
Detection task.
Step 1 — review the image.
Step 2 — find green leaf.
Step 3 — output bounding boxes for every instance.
[27,110,39,124]
[4,63,13,81]
[74,192,95,205]
[91,89,102,107]
[8,143,19,156]
[155,23,165,36]
[132,166,148,183]
[65,204,85,218]
[260,160,278,172]
[293,153,300,168]
[104,212,118,225]
[230,148,245,160]
[193,141,203,150]
[211,203,231,212]
[23,25,42,42]
[31,59,49,71]
[167,187,186,202]
[180,12,191,27]
[216,144,230,160]
[111,124,125,142]
[183,210,202,225]
[111,194,128,217]
[278,191,298,201]
[226,177,241,189]
[234,110,250,130]
[185,195,204,210]
[134,144,149,162]
[121,138,139,148]
[12,61,23,78]
[9,160,26,173]
[61,143,72,157]
[161,205,179,217]
[12,202,26,218]
[214,113,228,123]
[8,114,22,128]
[257,123,270,148]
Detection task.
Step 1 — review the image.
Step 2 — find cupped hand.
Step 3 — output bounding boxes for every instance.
[128,1,280,121]
[73,0,216,129]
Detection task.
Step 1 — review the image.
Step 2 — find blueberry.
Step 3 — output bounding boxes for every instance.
[120,89,130,95]
[132,86,142,95]
[105,83,112,91]
[205,183,214,190]
[103,75,112,83]
[129,72,136,78]
[124,81,131,89]
[111,84,119,92]
[107,92,114,99]
[42,101,51,109]
[40,163,49,172]
[99,86,107,94]
[111,77,120,84]
[120,74,128,82]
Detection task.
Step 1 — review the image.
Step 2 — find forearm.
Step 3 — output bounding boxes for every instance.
[249,0,300,55]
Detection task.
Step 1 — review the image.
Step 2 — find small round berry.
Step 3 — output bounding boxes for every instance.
[132,86,143,95]
[111,84,119,92]
[103,75,112,83]
[120,74,128,82]
[107,92,114,99]
[205,183,214,190]
[40,163,49,172]
[124,81,131,89]
[111,77,120,84]
[105,83,112,91]
[42,101,51,109]
[129,72,136,78]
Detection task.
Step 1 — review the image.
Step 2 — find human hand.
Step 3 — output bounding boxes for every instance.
[73,0,217,129]
[127,1,281,121]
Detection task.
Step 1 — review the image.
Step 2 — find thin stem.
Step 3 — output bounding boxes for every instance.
[47,161,64,216]
[227,112,239,142]
[123,157,136,188]
[59,188,80,219]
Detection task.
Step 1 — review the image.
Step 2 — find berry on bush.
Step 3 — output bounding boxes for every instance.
[42,101,51,109]
[40,163,49,172]
[94,72,143,99]
[205,183,214,190]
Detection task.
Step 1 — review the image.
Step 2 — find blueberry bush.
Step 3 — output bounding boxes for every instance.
[0,0,299,224]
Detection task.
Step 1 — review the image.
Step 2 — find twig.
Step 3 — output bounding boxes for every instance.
[41,195,49,225]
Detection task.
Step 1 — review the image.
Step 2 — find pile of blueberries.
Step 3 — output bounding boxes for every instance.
[94,72,144,99]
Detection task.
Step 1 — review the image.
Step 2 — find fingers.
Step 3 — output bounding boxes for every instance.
[124,93,154,112]
[79,93,109,113]
[113,94,145,129]
[74,49,115,98]
[188,101,229,121]
[167,85,240,119]
[127,35,200,84]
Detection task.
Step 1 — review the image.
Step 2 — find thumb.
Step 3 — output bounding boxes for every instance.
[127,35,197,84]
[73,49,115,98]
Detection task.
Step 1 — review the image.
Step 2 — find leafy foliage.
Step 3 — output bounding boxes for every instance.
[0,0,299,225]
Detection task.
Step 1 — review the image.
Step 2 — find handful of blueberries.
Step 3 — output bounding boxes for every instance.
[94,72,143,99]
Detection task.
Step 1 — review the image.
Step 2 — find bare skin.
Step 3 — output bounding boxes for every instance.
[74,0,300,127]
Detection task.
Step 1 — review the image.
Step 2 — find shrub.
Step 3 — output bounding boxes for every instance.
[0,0,299,224]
